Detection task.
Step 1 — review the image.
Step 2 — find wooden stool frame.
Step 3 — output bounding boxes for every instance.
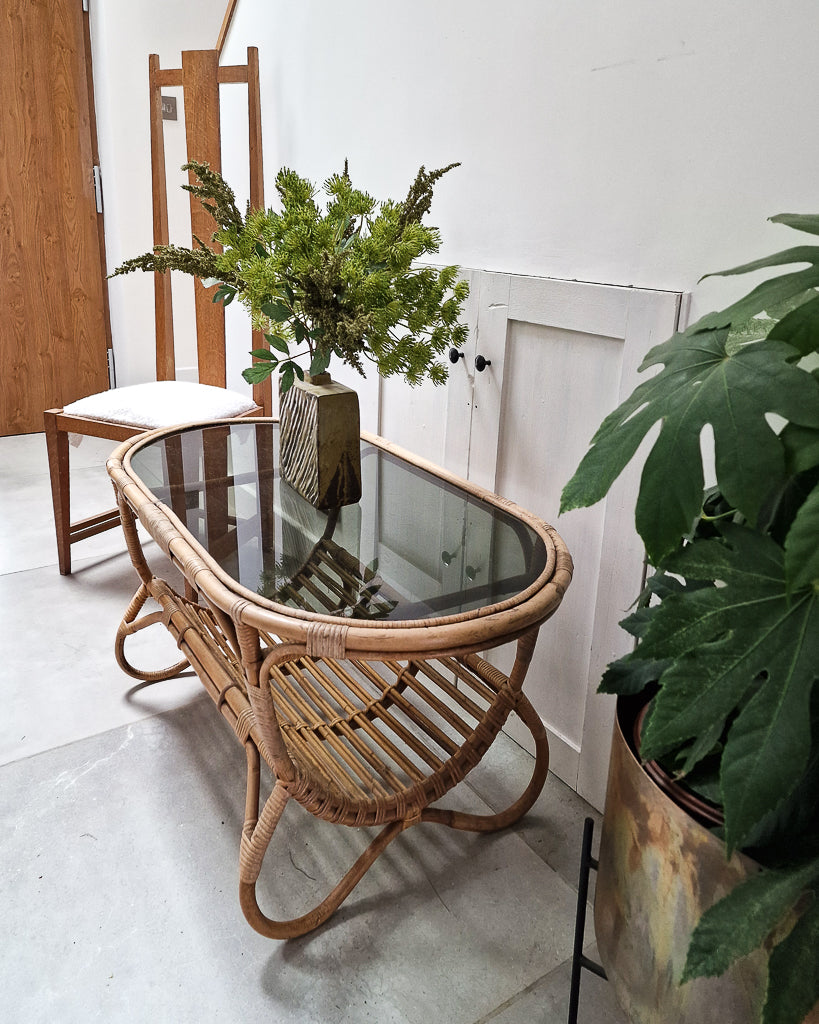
[45,47,268,575]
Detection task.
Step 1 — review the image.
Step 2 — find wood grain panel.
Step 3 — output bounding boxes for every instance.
[0,0,109,435]
[182,49,226,388]
[149,53,175,381]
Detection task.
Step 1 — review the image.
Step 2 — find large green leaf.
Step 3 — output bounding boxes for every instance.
[781,422,819,475]
[562,328,819,562]
[699,245,819,280]
[767,293,819,356]
[784,480,819,593]
[763,897,819,1024]
[770,212,819,237]
[720,619,818,853]
[599,657,670,696]
[693,259,819,334]
[633,525,819,851]
[681,857,819,982]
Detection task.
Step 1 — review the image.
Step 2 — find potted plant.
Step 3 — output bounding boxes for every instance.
[112,160,469,507]
[561,214,819,1024]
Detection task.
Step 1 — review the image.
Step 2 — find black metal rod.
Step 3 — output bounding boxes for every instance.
[579,954,607,981]
[567,816,607,1024]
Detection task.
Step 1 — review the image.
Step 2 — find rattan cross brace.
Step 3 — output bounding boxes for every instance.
[115,564,549,938]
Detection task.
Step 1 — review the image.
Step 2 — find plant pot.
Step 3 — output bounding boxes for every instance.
[278,373,362,510]
[594,696,766,1024]
[634,703,724,829]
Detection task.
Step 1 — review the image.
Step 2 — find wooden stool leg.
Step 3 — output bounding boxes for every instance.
[44,410,72,575]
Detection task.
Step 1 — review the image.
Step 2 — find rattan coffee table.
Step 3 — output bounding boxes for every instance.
[107,419,572,938]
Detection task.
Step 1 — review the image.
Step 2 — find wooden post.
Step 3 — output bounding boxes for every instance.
[148,54,175,381]
[181,49,226,388]
[247,45,271,414]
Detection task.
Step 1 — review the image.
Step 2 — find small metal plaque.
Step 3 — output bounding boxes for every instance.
[161,95,178,121]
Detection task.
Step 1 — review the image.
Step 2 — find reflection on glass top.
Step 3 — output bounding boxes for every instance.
[128,422,547,622]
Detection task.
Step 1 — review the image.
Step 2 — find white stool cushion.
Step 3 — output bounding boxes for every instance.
[63,380,258,429]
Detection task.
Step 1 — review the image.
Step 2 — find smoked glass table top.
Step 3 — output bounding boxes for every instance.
[126,421,548,623]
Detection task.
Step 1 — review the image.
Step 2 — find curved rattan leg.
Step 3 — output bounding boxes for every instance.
[114,583,189,681]
[422,692,550,834]
[238,781,407,939]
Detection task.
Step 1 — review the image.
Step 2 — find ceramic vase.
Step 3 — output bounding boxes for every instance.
[278,373,362,510]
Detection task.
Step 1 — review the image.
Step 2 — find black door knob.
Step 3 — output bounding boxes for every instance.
[475,354,492,372]
[449,348,465,365]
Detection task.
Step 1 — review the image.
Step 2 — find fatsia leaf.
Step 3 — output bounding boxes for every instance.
[767,293,819,356]
[599,657,670,696]
[690,218,819,334]
[699,246,819,283]
[681,857,819,982]
[721,635,818,854]
[781,423,819,475]
[678,717,726,775]
[784,480,819,593]
[636,525,819,851]
[692,265,819,334]
[763,897,819,1024]
[770,212,819,237]
[561,329,819,563]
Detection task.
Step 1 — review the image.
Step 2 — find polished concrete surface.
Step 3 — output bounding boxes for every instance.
[0,431,626,1024]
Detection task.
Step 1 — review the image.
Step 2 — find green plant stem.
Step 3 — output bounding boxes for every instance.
[700,507,738,522]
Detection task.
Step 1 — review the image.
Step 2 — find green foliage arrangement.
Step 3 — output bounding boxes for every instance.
[562,214,819,1024]
[112,160,469,392]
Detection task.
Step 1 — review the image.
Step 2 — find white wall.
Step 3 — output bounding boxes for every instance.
[216,0,819,329]
[94,0,819,385]
[89,0,228,387]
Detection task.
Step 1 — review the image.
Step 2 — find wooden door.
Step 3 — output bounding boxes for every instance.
[374,271,683,809]
[0,0,110,436]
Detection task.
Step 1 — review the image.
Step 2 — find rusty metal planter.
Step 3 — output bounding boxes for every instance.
[594,696,767,1024]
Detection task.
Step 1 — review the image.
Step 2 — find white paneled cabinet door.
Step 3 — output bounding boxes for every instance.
[465,273,682,809]
[369,270,683,810]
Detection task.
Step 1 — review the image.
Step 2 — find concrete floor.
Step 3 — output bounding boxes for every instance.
[0,431,626,1024]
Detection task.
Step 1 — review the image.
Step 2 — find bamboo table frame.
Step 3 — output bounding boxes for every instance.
[107,419,573,938]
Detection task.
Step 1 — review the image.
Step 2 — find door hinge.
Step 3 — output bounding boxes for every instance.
[92,165,103,214]
[107,348,116,389]
[82,0,89,12]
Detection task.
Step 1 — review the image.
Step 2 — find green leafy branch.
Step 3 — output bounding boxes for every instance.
[111,160,470,392]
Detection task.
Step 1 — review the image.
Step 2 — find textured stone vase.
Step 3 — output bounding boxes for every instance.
[279,373,362,510]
